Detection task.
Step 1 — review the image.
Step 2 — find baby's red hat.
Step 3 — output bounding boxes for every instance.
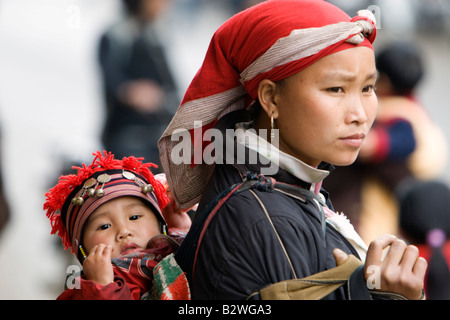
[43,151,169,259]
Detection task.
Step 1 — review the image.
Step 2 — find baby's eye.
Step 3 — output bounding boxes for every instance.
[130,215,141,221]
[98,224,110,231]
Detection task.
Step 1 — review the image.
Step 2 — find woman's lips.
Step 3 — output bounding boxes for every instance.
[340,133,365,148]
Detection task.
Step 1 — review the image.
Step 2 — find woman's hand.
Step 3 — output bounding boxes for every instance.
[364,234,427,300]
[334,234,427,300]
[82,244,114,286]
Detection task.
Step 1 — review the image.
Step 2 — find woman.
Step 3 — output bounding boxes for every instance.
[158,0,426,300]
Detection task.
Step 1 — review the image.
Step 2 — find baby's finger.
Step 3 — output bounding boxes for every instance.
[90,244,99,255]
[96,243,105,253]
[92,243,108,258]
[104,245,113,258]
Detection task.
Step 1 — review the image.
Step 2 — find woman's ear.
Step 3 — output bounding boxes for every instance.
[257,79,279,119]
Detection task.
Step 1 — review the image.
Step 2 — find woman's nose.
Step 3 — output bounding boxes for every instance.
[345,95,369,125]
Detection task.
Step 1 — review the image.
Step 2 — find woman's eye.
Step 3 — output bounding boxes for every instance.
[363,85,375,93]
[327,87,343,93]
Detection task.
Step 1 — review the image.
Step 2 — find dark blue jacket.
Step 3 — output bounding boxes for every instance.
[176,110,371,300]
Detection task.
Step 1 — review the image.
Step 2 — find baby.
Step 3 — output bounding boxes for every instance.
[44,151,191,299]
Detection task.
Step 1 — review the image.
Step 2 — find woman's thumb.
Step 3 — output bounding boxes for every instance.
[333,248,349,266]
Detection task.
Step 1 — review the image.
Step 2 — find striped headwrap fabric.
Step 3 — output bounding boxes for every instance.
[158,0,377,208]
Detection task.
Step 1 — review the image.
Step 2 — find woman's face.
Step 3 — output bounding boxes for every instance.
[274,46,378,167]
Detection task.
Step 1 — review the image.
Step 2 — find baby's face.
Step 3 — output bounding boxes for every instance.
[82,196,161,258]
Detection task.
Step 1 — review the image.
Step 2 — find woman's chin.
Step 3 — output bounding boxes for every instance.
[329,154,359,167]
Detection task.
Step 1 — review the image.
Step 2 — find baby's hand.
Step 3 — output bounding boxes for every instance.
[82,244,114,286]
[155,173,193,233]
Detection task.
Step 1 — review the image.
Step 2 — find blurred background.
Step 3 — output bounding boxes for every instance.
[0,0,448,299]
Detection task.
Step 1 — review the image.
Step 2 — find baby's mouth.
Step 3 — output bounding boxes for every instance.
[120,243,141,255]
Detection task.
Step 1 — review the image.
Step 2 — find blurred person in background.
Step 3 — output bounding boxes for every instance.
[98,0,179,171]
[0,125,9,235]
[324,41,447,244]
[398,179,450,300]
[230,0,265,13]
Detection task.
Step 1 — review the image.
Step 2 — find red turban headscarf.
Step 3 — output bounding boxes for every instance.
[158,0,377,208]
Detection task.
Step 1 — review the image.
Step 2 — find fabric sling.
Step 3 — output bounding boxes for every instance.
[248,254,363,300]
